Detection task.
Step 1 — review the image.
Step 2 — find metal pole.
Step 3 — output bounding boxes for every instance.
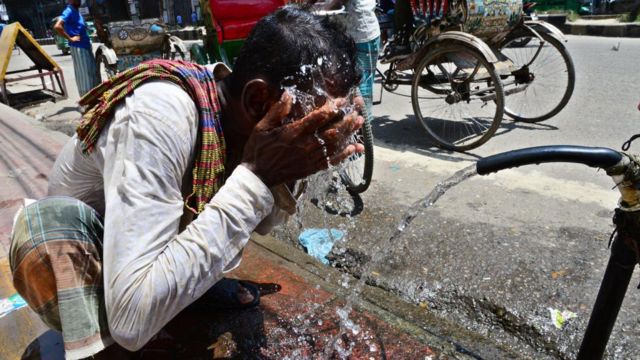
[577,233,636,360]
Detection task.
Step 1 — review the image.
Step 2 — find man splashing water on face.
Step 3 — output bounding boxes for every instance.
[9,6,363,359]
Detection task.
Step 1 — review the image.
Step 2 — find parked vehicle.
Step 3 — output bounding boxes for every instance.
[86,0,186,80]
[374,0,575,151]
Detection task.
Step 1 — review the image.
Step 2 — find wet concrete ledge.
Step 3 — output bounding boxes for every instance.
[250,234,524,359]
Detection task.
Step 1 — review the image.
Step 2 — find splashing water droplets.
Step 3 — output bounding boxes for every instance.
[277,50,480,358]
[322,164,478,359]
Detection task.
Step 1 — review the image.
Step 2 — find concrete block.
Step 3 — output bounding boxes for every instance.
[603,25,625,37]
[586,25,605,36]
[626,24,640,37]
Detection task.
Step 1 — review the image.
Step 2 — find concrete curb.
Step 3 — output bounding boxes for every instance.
[534,14,640,38]
[564,22,640,37]
[35,38,55,46]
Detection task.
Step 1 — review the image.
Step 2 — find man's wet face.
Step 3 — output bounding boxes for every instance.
[280,66,357,123]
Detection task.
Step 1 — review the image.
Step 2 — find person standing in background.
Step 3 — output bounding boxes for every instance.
[310,0,380,125]
[54,0,99,97]
[176,14,184,27]
[191,11,198,25]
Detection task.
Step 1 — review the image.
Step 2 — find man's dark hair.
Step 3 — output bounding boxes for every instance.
[226,5,361,98]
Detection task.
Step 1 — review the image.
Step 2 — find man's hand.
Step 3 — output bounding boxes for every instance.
[69,35,81,42]
[241,91,365,187]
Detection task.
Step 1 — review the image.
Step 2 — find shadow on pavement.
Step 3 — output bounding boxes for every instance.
[48,106,80,117]
[370,114,559,162]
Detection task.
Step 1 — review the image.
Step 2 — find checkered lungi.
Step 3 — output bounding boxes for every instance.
[9,197,112,359]
[70,46,100,97]
[355,36,381,121]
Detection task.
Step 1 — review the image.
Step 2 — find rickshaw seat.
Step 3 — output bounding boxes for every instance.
[210,0,287,42]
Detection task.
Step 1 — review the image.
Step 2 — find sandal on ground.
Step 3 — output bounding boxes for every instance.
[202,278,260,311]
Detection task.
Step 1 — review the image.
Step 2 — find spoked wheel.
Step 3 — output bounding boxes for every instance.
[339,100,374,194]
[411,45,504,151]
[499,31,575,123]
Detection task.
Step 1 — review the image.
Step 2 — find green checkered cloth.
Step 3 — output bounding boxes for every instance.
[10,197,111,359]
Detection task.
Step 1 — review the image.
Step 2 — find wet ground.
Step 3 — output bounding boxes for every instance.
[273,156,640,359]
[4,37,640,359]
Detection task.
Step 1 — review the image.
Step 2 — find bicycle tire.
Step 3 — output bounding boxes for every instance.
[411,45,504,152]
[339,100,374,194]
[499,32,575,123]
[97,54,116,81]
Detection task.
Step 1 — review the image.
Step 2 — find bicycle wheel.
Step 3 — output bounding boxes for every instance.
[339,105,374,194]
[411,45,504,151]
[499,31,575,123]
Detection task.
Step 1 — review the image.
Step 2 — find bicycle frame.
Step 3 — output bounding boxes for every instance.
[477,146,640,359]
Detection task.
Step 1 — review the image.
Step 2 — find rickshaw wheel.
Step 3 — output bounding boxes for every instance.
[411,45,504,152]
[499,31,575,123]
[97,54,116,81]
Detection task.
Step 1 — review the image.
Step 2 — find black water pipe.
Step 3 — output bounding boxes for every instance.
[477,145,635,360]
[577,230,636,360]
[476,146,622,175]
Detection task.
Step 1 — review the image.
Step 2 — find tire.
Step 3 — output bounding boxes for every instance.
[171,47,186,61]
[499,31,575,123]
[339,93,374,194]
[97,54,116,82]
[411,45,504,151]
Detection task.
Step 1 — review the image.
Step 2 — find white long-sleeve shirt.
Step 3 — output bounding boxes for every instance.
[47,78,285,351]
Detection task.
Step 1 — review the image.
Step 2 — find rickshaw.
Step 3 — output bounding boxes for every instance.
[378,0,575,151]
[85,0,187,80]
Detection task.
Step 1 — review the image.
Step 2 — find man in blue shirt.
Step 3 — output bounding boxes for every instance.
[54,0,99,97]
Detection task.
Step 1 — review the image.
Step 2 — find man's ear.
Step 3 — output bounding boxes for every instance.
[241,79,273,122]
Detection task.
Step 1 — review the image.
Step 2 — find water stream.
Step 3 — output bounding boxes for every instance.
[275,52,482,357]
[278,53,481,358]
[319,164,478,358]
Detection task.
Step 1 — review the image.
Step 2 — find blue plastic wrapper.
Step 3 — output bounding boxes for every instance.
[0,293,28,318]
[298,228,344,264]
